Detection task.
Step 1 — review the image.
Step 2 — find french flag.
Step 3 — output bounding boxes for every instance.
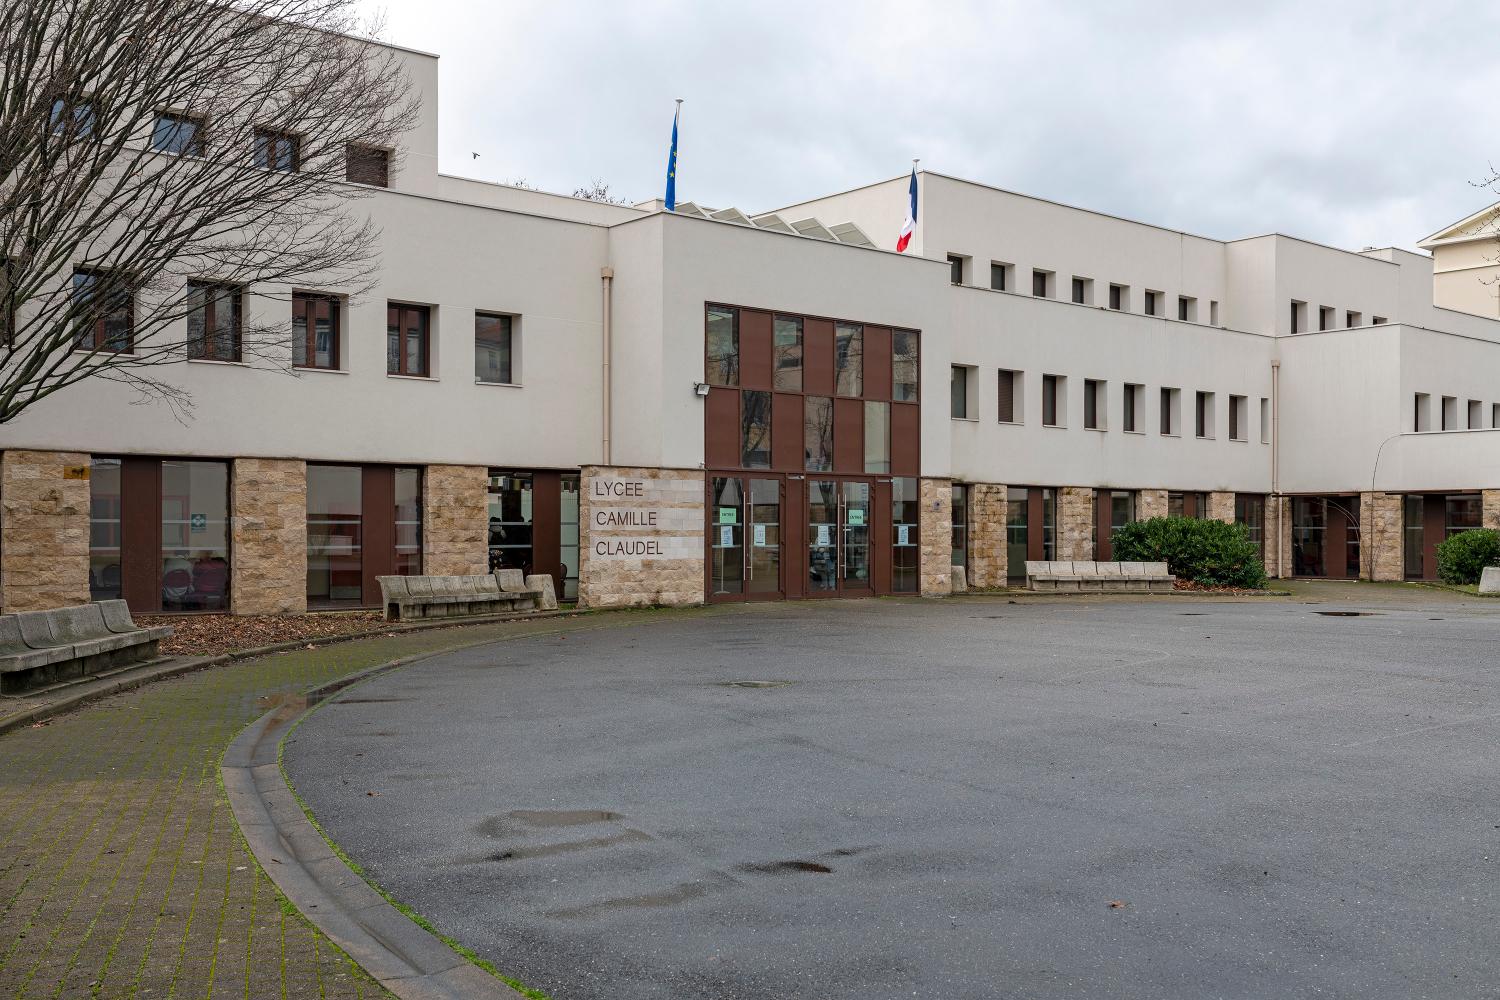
[896,167,917,253]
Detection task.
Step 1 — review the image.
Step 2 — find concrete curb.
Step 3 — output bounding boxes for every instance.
[223,647,526,1000]
[0,607,582,738]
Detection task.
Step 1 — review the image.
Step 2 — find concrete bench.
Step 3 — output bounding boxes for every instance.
[1025,560,1175,593]
[376,570,559,622]
[0,600,172,694]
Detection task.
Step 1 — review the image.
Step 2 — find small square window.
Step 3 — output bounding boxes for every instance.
[948,255,966,285]
[998,369,1023,424]
[989,262,1011,291]
[346,144,390,187]
[1042,374,1066,427]
[1032,269,1053,298]
[1083,379,1105,430]
[1144,290,1160,316]
[254,128,299,172]
[153,112,205,155]
[1071,277,1092,304]
[1177,296,1196,322]
[293,292,341,370]
[1195,391,1216,439]
[1109,284,1128,311]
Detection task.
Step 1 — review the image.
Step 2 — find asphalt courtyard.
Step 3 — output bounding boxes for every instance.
[284,588,1500,1000]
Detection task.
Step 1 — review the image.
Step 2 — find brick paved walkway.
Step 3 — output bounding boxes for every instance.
[0,610,687,999]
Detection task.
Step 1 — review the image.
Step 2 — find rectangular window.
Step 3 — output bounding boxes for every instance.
[394,468,423,577]
[474,312,514,384]
[1123,383,1142,432]
[1235,494,1266,556]
[864,401,890,473]
[1042,374,1063,427]
[741,390,771,468]
[1493,403,1499,429]
[1083,379,1103,430]
[1346,310,1362,328]
[1109,284,1126,311]
[1441,395,1457,431]
[773,315,804,391]
[892,478,919,593]
[989,262,1010,291]
[1195,391,1214,438]
[1144,290,1159,316]
[950,365,969,419]
[487,472,534,576]
[1161,387,1179,435]
[386,302,431,377]
[293,292,339,370]
[346,144,391,187]
[1290,300,1307,333]
[152,112,204,155]
[489,469,578,601]
[948,255,965,285]
[951,484,969,570]
[892,329,919,402]
[1260,397,1270,443]
[1446,495,1482,537]
[1468,399,1483,429]
[1414,392,1431,431]
[998,369,1021,423]
[0,258,14,345]
[804,396,833,472]
[254,128,299,172]
[1372,316,1387,325]
[1177,296,1196,322]
[186,281,242,362]
[1319,305,1335,331]
[1229,394,1246,441]
[1071,277,1092,304]
[1209,300,1219,325]
[1032,269,1052,298]
[51,95,98,137]
[706,305,739,386]
[72,269,132,353]
[1403,494,1424,578]
[835,322,863,396]
[306,464,364,606]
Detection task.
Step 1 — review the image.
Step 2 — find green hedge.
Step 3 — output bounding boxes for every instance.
[1111,516,1267,589]
[1435,528,1500,585]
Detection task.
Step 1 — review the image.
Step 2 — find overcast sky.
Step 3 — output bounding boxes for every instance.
[357,1,1500,250]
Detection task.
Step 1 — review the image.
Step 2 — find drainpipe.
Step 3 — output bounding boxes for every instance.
[1271,359,1282,578]
[601,266,614,467]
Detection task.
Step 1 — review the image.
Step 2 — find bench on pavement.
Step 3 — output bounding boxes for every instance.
[376,570,559,622]
[1025,560,1175,593]
[0,600,173,694]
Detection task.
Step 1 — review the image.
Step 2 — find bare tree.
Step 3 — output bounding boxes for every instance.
[572,178,629,205]
[0,0,419,423]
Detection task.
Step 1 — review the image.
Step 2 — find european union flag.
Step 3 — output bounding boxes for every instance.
[665,104,679,211]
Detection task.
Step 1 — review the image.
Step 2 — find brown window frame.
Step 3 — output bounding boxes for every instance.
[0,258,14,346]
[153,111,206,156]
[186,280,243,362]
[346,144,391,187]
[387,302,431,378]
[71,269,133,354]
[254,128,300,172]
[292,292,340,370]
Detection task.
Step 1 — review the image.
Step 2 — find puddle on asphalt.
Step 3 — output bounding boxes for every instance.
[738,859,833,875]
[486,829,652,862]
[329,697,410,705]
[1313,611,1382,617]
[506,809,623,828]
[718,680,793,689]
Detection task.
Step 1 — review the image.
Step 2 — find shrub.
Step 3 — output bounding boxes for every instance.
[1435,528,1500,585]
[1111,516,1268,589]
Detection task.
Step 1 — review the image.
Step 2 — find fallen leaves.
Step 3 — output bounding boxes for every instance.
[138,612,386,657]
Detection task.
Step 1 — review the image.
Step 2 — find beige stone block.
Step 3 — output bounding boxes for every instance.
[1207,491,1236,523]
[1,450,92,612]
[1138,489,1168,521]
[1360,492,1404,582]
[231,458,307,615]
[1057,487,1095,561]
[967,483,1008,589]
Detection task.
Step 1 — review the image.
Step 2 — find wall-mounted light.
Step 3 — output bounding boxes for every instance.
[693,382,710,397]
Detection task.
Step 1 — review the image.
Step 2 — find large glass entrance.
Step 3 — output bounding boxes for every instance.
[710,477,783,600]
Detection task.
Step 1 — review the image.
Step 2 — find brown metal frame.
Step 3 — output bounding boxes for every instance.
[386,302,431,377]
[71,269,134,354]
[292,292,340,370]
[702,302,919,603]
[186,280,243,362]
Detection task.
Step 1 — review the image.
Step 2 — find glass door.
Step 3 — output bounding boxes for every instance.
[710,476,783,601]
[806,478,873,597]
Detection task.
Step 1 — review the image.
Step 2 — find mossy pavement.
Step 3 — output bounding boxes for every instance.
[0,607,702,999]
